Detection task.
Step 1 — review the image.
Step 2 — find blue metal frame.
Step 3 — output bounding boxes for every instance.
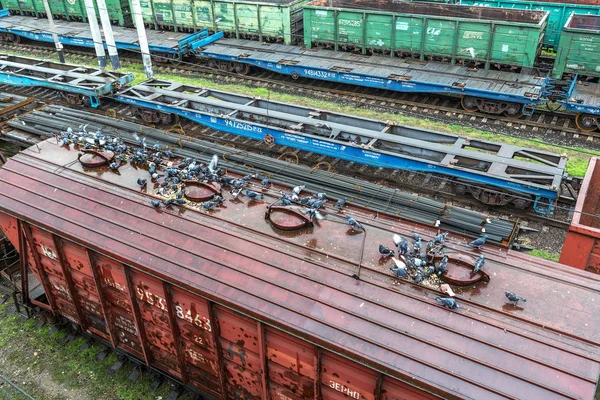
[114,93,559,203]
[198,51,548,110]
[0,9,9,18]
[0,24,222,56]
[558,75,600,115]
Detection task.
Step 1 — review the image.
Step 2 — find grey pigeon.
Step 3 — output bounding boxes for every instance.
[346,215,363,232]
[202,201,217,210]
[435,297,459,309]
[436,254,449,276]
[505,291,526,305]
[314,192,327,200]
[432,232,449,244]
[244,190,264,201]
[413,237,422,252]
[423,266,435,276]
[261,176,271,188]
[392,234,409,255]
[412,273,426,284]
[379,244,394,258]
[151,200,161,208]
[175,198,186,205]
[473,255,485,273]
[412,232,422,242]
[390,266,408,278]
[334,198,347,211]
[137,178,147,188]
[109,162,119,171]
[468,234,488,249]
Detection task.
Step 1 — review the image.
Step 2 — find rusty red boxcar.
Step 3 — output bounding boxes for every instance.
[560,158,600,274]
[1,139,600,400]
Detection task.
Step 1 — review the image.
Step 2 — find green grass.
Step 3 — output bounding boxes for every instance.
[0,302,187,400]
[526,249,561,262]
[3,49,600,177]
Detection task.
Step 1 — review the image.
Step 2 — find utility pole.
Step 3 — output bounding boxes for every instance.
[130,0,154,79]
[41,0,65,63]
[83,0,107,69]
[96,0,120,70]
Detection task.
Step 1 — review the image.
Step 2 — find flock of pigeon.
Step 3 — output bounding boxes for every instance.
[56,128,528,312]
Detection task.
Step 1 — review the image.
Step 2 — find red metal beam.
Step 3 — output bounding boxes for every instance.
[123,264,152,366]
[52,235,87,330]
[256,321,269,399]
[163,282,189,384]
[20,222,56,313]
[375,372,383,400]
[208,302,227,397]
[17,219,30,306]
[315,347,322,400]
[86,249,117,348]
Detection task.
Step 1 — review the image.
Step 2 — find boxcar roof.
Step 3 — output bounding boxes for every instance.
[1,140,600,399]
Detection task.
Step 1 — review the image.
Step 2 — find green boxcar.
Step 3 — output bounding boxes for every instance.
[304,1,548,68]
[6,0,131,26]
[553,13,600,78]
[459,0,600,49]
[139,0,309,44]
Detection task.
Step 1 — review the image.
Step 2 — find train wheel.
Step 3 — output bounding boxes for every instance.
[9,34,20,44]
[169,57,182,66]
[62,93,83,105]
[461,96,479,112]
[233,63,250,75]
[575,113,599,133]
[503,104,523,119]
[511,198,531,210]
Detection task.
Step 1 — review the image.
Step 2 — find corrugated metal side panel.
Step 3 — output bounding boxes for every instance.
[130,269,182,377]
[321,351,377,400]
[381,377,441,400]
[29,226,79,322]
[170,286,222,396]
[93,253,145,359]
[0,212,20,252]
[266,327,316,399]
[60,239,111,339]
[215,306,263,400]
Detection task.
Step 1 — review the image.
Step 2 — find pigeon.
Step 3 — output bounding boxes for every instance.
[412,273,426,284]
[175,198,187,205]
[230,188,242,200]
[137,178,147,188]
[412,232,422,242]
[390,266,408,278]
[312,199,327,209]
[413,237,422,252]
[379,245,394,258]
[345,215,363,232]
[505,291,526,305]
[468,234,488,249]
[432,232,449,244]
[435,297,459,309]
[244,190,264,201]
[314,192,327,200]
[436,255,449,276]
[202,201,217,211]
[334,198,347,211]
[407,255,426,268]
[392,234,409,255]
[424,265,435,276]
[292,184,306,196]
[303,207,324,220]
[109,162,119,171]
[151,200,161,208]
[473,255,485,273]
[208,154,219,174]
[176,189,185,199]
[261,176,271,189]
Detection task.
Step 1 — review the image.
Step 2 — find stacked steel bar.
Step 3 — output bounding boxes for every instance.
[5,105,517,243]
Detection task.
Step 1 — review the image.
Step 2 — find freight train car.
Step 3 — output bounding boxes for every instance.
[303,1,548,69]
[139,0,309,44]
[458,0,600,49]
[4,0,132,26]
[553,13,600,79]
[1,138,600,399]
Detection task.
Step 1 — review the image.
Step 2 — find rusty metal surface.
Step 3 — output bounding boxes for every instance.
[0,140,599,399]
[560,158,600,273]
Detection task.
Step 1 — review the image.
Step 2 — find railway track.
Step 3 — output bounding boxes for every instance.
[0,83,578,232]
[1,41,599,147]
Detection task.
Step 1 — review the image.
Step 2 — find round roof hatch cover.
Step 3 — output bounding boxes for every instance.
[78,149,115,168]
